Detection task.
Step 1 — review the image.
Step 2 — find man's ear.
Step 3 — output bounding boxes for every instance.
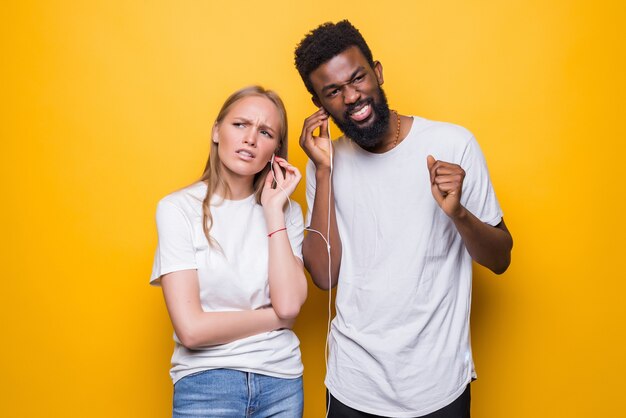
[311,95,322,108]
[373,60,384,85]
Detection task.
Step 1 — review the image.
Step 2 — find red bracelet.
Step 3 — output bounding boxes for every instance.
[267,227,287,238]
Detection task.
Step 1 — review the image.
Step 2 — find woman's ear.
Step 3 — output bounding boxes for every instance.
[211,123,219,143]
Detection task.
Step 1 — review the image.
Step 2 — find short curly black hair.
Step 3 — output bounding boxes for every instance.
[294,20,375,96]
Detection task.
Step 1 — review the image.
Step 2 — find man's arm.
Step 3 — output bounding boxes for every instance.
[300,108,342,289]
[427,155,513,274]
[451,212,512,274]
[303,166,342,289]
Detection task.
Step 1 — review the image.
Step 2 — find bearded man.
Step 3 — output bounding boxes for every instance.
[295,20,513,418]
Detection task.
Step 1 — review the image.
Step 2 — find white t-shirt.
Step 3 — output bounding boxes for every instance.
[151,181,304,383]
[306,117,503,417]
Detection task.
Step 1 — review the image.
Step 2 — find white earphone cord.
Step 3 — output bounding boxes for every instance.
[302,123,333,418]
[271,123,333,417]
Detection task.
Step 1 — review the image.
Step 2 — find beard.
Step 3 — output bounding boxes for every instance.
[331,86,391,149]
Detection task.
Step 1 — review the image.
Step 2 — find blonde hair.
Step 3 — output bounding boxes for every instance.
[200,85,288,247]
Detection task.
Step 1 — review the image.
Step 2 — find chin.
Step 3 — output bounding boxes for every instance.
[335,109,390,149]
[333,87,391,148]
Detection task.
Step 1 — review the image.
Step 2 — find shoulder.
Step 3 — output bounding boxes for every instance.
[411,116,475,146]
[157,182,206,217]
[333,135,354,153]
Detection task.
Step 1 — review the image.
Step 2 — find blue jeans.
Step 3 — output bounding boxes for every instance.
[173,369,303,418]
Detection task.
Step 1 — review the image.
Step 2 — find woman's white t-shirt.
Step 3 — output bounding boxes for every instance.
[150,181,304,383]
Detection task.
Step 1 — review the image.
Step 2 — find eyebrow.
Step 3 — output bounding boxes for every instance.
[232,117,276,135]
[321,67,365,93]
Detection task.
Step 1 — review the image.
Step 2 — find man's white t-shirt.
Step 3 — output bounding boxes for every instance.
[306,117,503,417]
[151,181,304,383]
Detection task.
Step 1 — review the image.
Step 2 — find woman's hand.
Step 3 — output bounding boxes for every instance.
[261,156,302,213]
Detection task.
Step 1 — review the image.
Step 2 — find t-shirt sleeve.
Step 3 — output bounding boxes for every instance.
[459,136,503,226]
[285,201,305,261]
[305,159,317,226]
[150,200,198,286]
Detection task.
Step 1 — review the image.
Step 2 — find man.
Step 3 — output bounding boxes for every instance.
[294,20,513,417]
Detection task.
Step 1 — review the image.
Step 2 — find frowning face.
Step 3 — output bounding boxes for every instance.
[213,95,281,184]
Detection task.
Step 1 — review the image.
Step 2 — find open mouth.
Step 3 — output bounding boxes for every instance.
[347,100,373,122]
[236,149,255,160]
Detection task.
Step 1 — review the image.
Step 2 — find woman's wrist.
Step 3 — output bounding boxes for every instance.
[263,201,285,216]
[267,227,287,238]
[263,208,286,232]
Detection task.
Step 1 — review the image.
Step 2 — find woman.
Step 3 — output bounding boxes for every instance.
[150,86,307,417]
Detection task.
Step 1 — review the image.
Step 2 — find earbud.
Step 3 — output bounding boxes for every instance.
[270,154,275,165]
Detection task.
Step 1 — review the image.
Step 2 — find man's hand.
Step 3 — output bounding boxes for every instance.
[300,108,332,170]
[427,155,465,219]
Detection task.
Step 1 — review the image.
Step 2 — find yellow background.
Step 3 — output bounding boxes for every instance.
[2,1,624,417]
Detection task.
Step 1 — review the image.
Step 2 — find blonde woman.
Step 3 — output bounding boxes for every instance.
[150,86,307,417]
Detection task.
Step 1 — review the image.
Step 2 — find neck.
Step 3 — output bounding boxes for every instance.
[367,111,401,154]
[216,168,255,200]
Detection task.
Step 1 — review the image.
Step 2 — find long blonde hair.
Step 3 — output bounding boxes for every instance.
[200,85,288,247]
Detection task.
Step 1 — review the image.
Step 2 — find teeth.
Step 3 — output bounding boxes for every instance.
[351,105,369,116]
[238,150,253,157]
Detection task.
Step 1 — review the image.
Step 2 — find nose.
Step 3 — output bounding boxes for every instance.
[242,128,256,147]
[342,85,360,105]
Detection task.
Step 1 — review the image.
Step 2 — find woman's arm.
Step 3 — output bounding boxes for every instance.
[161,269,293,350]
[262,157,308,318]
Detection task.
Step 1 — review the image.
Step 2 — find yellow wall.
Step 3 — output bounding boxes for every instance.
[2,1,624,416]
